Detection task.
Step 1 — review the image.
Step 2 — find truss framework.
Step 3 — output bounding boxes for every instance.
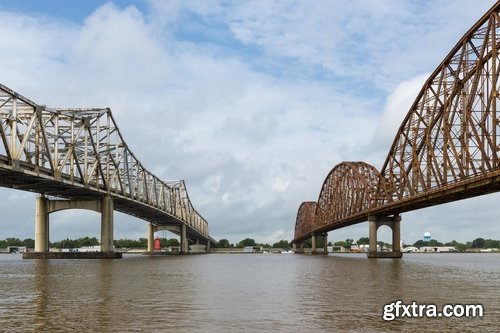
[0,84,208,237]
[296,162,379,241]
[376,4,500,206]
[294,201,317,240]
[294,1,500,242]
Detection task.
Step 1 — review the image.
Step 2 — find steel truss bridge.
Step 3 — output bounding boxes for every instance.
[293,1,500,257]
[0,83,214,255]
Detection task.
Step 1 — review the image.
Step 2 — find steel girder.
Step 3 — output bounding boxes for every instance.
[295,162,379,241]
[376,3,500,207]
[294,1,500,242]
[294,201,317,241]
[0,83,208,238]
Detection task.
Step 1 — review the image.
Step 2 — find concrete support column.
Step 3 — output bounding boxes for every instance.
[147,223,155,252]
[311,234,316,254]
[392,215,401,253]
[368,215,378,256]
[368,214,402,259]
[100,195,114,252]
[180,224,188,254]
[323,234,328,253]
[206,239,211,253]
[35,195,49,253]
[292,242,297,253]
[299,242,304,253]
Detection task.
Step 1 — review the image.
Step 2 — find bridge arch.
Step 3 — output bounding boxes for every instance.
[294,201,316,241]
[47,199,102,214]
[293,2,500,258]
[314,161,379,229]
[375,4,500,208]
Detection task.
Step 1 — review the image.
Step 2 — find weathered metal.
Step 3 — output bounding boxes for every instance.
[294,1,500,242]
[315,162,379,227]
[0,83,209,240]
[294,201,317,240]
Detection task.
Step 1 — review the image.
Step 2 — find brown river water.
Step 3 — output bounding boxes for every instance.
[0,253,498,332]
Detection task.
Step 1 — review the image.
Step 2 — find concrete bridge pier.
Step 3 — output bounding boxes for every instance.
[293,241,304,253]
[180,224,188,254]
[292,241,303,253]
[28,194,120,258]
[35,195,49,252]
[100,195,114,253]
[309,233,328,254]
[368,214,402,259]
[311,233,317,254]
[147,222,155,252]
[147,223,202,254]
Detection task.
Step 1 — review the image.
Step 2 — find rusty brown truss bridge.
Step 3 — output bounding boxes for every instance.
[294,1,500,256]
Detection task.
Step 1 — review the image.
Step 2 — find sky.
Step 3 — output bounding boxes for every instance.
[0,0,499,246]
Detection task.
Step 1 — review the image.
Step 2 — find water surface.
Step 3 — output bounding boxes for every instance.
[0,253,498,332]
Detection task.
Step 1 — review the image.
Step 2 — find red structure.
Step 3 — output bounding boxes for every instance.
[154,237,161,251]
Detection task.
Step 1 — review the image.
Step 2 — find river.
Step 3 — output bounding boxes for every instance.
[0,253,498,332]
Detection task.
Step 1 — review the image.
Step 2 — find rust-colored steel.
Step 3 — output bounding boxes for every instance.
[294,1,500,243]
[374,1,500,209]
[294,201,317,240]
[295,162,379,241]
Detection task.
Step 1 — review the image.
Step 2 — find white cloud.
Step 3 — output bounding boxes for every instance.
[0,0,499,246]
[367,73,428,167]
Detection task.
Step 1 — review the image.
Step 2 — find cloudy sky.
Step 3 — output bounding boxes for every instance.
[1,0,499,245]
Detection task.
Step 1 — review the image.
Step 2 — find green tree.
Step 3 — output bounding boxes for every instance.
[79,236,99,247]
[238,238,256,247]
[413,239,443,247]
[138,238,148,247]
[357,237,369,245]
[272,240,290,249]
[160,238,169,248]
[345,238,354,248]
[167,238,180,247]
[377,241,390,248]
[114,238,147,248]
[5,238,23,246]
[22,238,35,248]
[444,240,468,251]
[472,238,485,248]
[484,239,500,248]
[216,239,230,248]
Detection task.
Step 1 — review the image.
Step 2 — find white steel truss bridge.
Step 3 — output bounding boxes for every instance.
[0,83,214,255]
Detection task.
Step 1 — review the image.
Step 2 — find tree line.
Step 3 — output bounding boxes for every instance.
[215,238,290,249]
[331,237,500,250]
[216,237,500,250]
[2,236,499,250]
[0,237,180,249]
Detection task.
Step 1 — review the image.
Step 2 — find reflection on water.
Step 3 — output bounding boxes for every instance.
[0,253,498,332]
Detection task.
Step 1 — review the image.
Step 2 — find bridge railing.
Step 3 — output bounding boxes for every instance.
[0,83,208,237]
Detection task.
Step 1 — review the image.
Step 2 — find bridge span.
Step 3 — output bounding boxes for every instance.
[0,83,215,256]
[293,1,500,258]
